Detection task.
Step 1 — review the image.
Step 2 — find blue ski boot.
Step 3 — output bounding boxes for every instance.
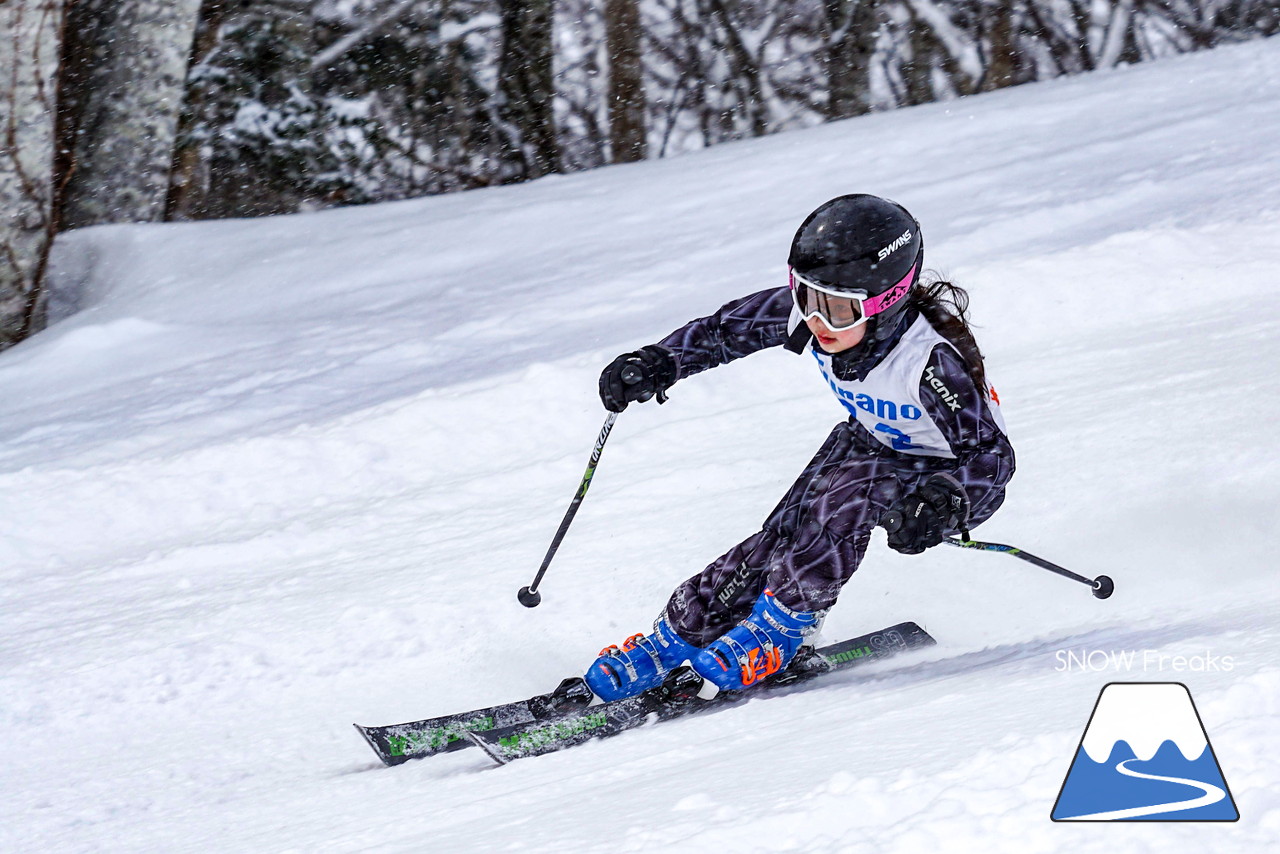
[585,615,699,702]
[692,589,822,691]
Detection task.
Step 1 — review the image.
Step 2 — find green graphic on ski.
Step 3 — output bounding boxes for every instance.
[355,677,592,766]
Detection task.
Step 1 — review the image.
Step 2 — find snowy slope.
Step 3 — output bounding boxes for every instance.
[4,37,1280,853]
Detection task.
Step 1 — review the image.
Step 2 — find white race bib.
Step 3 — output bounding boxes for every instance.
[806,314,1005,457]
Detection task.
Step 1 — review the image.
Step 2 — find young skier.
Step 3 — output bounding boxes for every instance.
[584,194,1014,701]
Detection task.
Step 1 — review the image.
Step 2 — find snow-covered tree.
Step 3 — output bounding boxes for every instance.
[168,1,379,219]
[164,0,1280,220]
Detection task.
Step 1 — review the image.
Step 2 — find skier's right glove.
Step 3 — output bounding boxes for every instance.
[881,474,970,555]
[598,345,677,412]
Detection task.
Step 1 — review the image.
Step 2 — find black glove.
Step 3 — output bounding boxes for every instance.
[599,345,677,412]
[881,474,970,555]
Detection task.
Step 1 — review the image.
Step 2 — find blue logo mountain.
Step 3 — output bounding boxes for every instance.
[1052,682,1238,821]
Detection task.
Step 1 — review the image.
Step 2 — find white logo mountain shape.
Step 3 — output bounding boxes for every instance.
[1081,683,1206,762]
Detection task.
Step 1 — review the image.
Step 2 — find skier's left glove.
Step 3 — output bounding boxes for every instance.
[882,474,970,555]
[598,345,677,412]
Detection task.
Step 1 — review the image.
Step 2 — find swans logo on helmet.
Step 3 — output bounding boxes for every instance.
[877,229,914,262]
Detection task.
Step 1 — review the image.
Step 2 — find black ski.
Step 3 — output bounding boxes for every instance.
[355,677,593,766]
[464,621,935,765]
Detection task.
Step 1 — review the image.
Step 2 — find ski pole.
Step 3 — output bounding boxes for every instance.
[941,535,1114,599]
[881,512,1114,599]
[518,366,645,607]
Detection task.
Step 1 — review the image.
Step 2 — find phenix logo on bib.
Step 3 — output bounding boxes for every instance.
[924,366,961,412]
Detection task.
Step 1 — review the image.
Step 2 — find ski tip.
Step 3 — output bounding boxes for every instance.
[898,621,937,646]
[462,730,509,766]
[876,620,936,649]
[353,723,385,761]
[353,723,404,767]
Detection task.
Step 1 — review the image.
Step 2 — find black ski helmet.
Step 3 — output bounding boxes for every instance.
[788,194,923,340]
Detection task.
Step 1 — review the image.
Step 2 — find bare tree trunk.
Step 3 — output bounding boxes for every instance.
[1022,0,1074,76]
[0,0,64,349]
[902,9,936,106]
[165,0,232,222]
[56,0,202,230]
[705,0,766,137]
[982,0,1018,91]
[825,0,880,120]
[605,0,647,162]
[496,0,559,179]
[1095,0,1135,68]
[1068,0,1096,72]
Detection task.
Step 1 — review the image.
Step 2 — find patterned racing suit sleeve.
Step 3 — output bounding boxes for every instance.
[656,287,792,381]
[916,343,1015,528]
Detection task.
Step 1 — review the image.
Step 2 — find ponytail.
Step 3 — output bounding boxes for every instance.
[910,275,987,393]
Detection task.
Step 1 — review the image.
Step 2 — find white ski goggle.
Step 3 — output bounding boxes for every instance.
[788,263,916,331]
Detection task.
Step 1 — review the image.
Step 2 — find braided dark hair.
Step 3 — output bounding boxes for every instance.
[910,275,988,393]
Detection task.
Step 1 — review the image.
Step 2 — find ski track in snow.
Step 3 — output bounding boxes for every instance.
[3,37,1280,854]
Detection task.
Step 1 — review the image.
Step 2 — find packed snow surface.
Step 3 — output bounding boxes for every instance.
[5,37,1280,853]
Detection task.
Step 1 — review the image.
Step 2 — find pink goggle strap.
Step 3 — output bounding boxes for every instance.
[861,261,918,316]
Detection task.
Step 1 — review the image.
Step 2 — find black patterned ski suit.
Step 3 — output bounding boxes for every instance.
[656,287,1015,646]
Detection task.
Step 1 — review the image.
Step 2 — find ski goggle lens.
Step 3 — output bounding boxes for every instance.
[789,269,868,331]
